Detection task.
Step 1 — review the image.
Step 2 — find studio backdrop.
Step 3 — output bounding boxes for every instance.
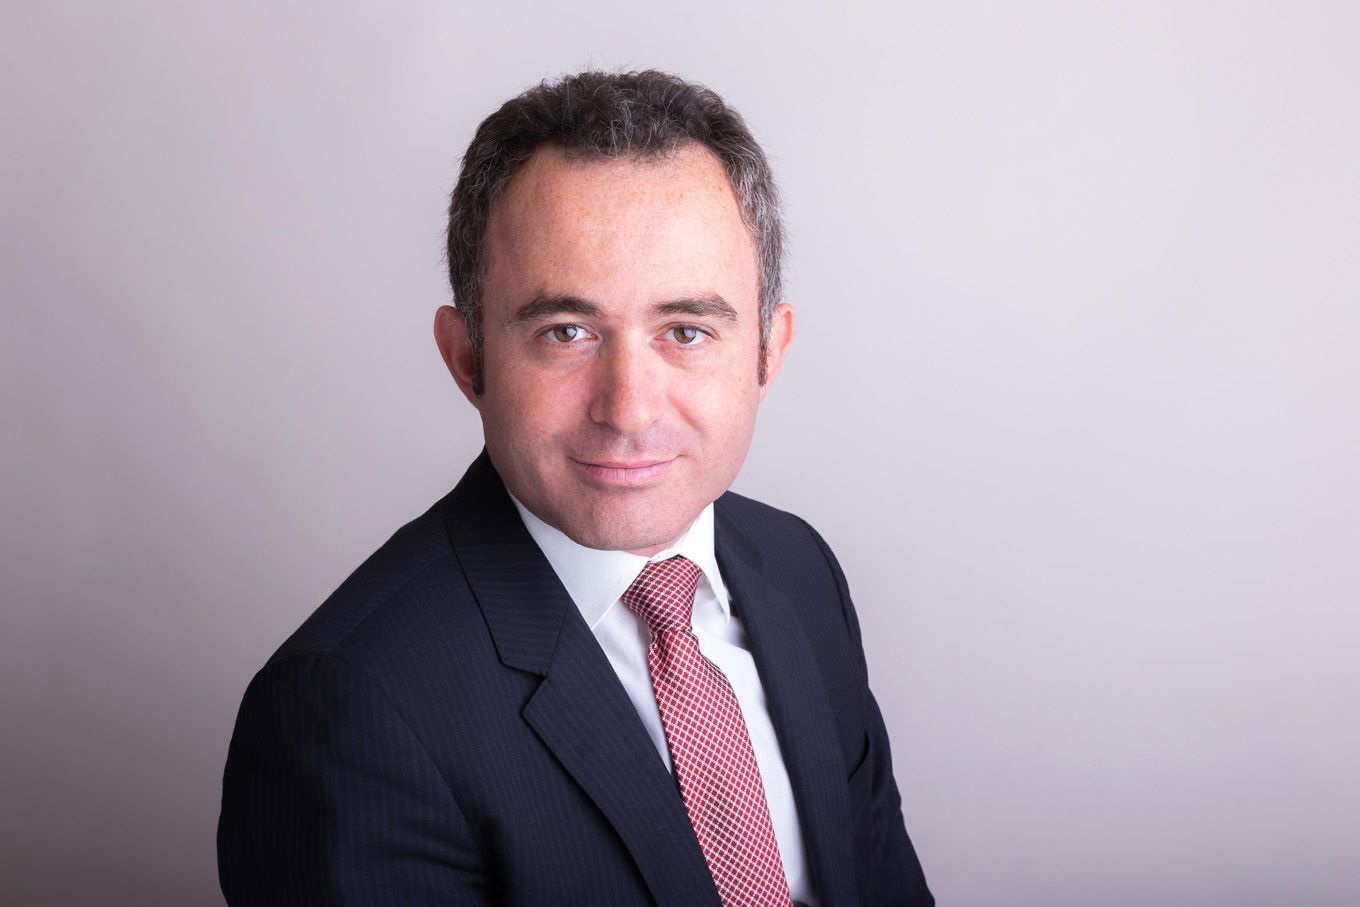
[2,2,1357,904]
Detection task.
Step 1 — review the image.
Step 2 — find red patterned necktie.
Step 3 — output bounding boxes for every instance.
[622,556,792,907]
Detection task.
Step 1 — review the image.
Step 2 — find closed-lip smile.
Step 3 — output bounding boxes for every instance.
[571,456,678,486]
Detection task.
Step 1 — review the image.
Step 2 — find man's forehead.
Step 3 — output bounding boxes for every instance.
[490,143,744,233]
[480,143,760,311]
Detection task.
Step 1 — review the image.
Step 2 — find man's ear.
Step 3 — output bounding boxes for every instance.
[758,301,796,400]
[434,305,480,407]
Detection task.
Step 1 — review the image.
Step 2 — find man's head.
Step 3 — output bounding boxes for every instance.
[435,70,794,554]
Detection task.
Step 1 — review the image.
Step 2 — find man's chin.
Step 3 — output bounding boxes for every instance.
[557,502,697,556]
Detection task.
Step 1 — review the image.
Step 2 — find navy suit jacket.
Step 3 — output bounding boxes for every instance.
[218,451,933,905]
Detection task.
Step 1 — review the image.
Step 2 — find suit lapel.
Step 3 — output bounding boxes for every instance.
[446,452,720,907]
[520,620,720,907]
[715,502,860,907]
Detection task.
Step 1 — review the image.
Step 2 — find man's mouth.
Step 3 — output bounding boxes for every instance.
[570,457,678,486]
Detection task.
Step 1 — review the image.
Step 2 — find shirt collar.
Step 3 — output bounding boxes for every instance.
[508,493,731,630]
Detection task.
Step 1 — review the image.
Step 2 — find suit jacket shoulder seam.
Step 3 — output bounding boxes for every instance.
[272,536,459,664]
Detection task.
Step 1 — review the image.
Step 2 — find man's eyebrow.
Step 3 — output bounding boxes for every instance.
[507,294,604,325]
[508,293,740,324]
[653,295,739,322]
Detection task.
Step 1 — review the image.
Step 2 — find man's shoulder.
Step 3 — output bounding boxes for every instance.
[714,487,803,529]
[267,489,464,666]
[714,488,835,558]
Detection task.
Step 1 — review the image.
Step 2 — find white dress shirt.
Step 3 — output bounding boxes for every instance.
[509,496,817,905]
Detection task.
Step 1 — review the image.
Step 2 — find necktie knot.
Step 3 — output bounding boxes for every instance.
[621,555,702,636]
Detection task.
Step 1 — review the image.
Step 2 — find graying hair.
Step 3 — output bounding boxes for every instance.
[445,69,784,394]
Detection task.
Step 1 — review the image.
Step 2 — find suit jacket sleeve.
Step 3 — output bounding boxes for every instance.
[805,520,935,905]
[217,652,489,905]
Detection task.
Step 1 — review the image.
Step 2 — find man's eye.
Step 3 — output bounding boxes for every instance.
[548,324,589,343]
[670,326,707,345]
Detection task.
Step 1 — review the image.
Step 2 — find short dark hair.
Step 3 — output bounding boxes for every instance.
[445,69,784,395]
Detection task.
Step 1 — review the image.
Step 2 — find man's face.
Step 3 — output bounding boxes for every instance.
[436,143,793,555]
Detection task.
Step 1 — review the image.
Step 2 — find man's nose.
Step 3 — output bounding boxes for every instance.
[588,338,664,436]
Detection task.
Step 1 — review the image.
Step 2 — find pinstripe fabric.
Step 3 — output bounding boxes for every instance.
[218,450,933,905]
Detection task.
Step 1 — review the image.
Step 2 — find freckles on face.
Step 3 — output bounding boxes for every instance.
[473,144,769,553]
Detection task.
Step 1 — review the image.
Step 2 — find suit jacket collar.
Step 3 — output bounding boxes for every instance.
[444,451,857,905]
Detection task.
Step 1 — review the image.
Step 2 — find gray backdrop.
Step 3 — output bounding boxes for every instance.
[3,2,1357,905]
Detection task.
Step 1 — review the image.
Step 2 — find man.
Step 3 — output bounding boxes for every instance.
[218,69,933,906]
